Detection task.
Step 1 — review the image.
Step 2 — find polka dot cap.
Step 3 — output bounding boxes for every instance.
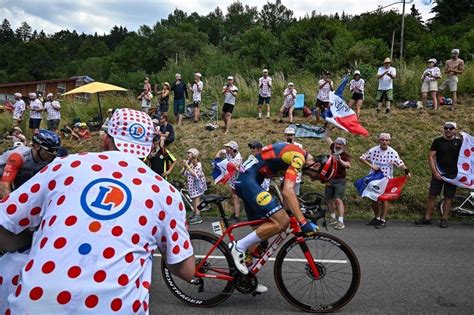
[107,108,154,158]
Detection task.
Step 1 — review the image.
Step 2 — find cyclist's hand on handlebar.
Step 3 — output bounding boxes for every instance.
[300,221,318,235]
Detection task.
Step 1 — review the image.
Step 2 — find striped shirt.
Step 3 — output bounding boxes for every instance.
[13,100,25,120]
[28,99,43,119]
[350,79,365,94]
[44,100,61,120]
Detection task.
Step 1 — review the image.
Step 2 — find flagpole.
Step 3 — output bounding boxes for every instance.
[400,0,406,61]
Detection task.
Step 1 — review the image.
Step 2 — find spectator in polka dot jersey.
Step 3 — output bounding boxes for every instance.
[0,108,195,314]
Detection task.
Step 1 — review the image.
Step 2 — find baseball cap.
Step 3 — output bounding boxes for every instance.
[427,58,437,64]
[451,49,459,54]
[107,108,154,158]
[175,73,181,79]
[354,70,361,76]
[444,121,457,129]
[227,76,234,80]
[384,57,392,63]
[107,108,114,113]
[13,126,23,133]
[287,82,294,87]
[284,127,296,135]
[194,72,202,78]
[379,133,391,140]
[248,141,263,149]
[324,70,331,75]
[224,141,239,150]
[263,69,269,73]
[187,148,199,157]
[28,92,37,98]
[47,93,53,98]
[334,137,347,145]
[14,93,22,98]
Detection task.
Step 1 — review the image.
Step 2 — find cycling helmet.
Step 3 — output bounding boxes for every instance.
[314,154,338,182]
[32,129,61,151]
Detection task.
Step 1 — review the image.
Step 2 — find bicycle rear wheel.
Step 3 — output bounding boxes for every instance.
[274,232,360,313]
[440,195,474,216]
[161,231,235,307]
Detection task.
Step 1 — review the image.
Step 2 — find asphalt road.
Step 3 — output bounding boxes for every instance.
[150,219,474,314]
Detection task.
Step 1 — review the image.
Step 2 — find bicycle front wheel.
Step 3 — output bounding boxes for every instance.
[274,232,360,313]
[161,231,235,307]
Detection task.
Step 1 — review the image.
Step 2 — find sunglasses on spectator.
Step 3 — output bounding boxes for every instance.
[444,127,455,130]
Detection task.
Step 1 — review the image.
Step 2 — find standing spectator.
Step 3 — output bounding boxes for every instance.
[283,127,303,195]
[138,90,153,114]
[278,83,297,124]
[12,93,25,127]
[158,114,175,152]
[44,93,61,132]
[27,92,43,135]
[222,76,238,135]
[360,133,411,228]
[157,82,171,116]
[143,76,152,93]
[324,130,352,230]
[5,127,26,146]
[171,73,188,127]
[190,73,204,123]
[147,137,177,180]
[415,122,462,228]
[348,70,365,117]
[215,141,242,222]
[257,69,272,119]
[314,71,334,122]
[438,49,464,111]
[183,148,207,225]
[100,108,114,134]
[421,58,442,110]
[376,58,397,114]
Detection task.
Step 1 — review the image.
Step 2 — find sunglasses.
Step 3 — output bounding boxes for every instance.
[444,127,455,131]
[40,146,58,155]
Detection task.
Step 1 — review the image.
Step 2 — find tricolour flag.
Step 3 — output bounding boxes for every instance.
[439,132,474,189]
[324,92,369,136]
[354,171,407,201]
[211,158,237,184]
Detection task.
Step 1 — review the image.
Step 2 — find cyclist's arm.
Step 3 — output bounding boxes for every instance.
[0,226,33,252]
[0,152,24,198]
[281,179,305,223]
[166,255,196,281]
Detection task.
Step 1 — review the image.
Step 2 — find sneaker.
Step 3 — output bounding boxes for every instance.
[188,215,203,225]
[229,241,248,275]
[385,108,391,114]
[375,220,386,229]
[376,108,381,113]
[257,116,262,120]
[414,217,431,225]
[328,218,337,226]
[278,119,283,123]
[187,213,196,220]
[255,284,268,293]
[367,218,379,226]
[439,219,448,228]
[334,222,345,230]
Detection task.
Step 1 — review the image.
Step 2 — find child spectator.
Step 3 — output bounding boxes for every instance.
[348,70,365,117]
[67,122,91,143]
[278,82,297,123]
[314,71,334,122]
[5,127,26,146]
[146,137,177,180]
[421,58,441,110]
[182,148,207,225]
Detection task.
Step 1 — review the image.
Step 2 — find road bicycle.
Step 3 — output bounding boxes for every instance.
[439,191,474,217]
[171,180,211,213]
[162,192,360,313]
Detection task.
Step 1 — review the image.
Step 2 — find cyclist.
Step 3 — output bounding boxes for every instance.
[0,129,61,198]
[0,108,194,314]
[230,142,337,277]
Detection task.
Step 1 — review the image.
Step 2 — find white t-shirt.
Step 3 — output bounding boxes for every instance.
[0,151,192,314]
[377,66,396,90]
[360,145,405,178]
[259,76,272,97]
[317,79,333,102]
[44,100,61,120]
[283,88,297,108]
[192,81,204,102]
[350,79,365,94]
[421,67,441,82]
[223,85,238,105]
[29,99,43,119]
[13,100,25,120]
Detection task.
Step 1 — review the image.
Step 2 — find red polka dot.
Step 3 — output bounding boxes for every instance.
[112,172,122,179]
[459,176,467,182]
[57,291,72,304]
[91,164,102,172]
[18,193,28,203]
[151,226,158,235]
[133,300,141,313]
[112,226,123,237]
[151,185,160,193]
[172,245,180,254]
[40,166,48,173]
[135,279,140,288]
[19,218,30,226]
[30,183,40,193]
[184,240,190,249]
[49,215,57,226]
[68,266,81,278]
[139,216,147,226]
[94,270,106,283]
[0,276,3,285]
[54,237,67,249]
[4,310,10,315]
[138,167,146,174]
[131,234,140,244]
[125,252,134,263]
[79,152,88,156]
[142,281,150,289]
[85,295,99,308]
[140,259,145,266]
[64,176,74,186]
[15,284,22,297]
[103,247,115,259]
[52,164,62,172]
[462,163,470,171]
[119,161,128,167]
[11,275,19,286]
[111,298,122,311]
[155,175,162,181]
[178,202,184,211]
[30,207,41,216]
[65,215,77,226]
[48,180,56,190]
[98,154,109,160]
[25,259,34,272]
[118,274,129,286]
[40,237,48,249]
[169,185,176,193]
[42,261,55,274]
[172,232,179,241]
[166,196,173,205]
[71,161,81,168]
[133,178,142,185]
[29,287,43,301]
[170,219,177,229]
[57,195,66,205]
[145,199,153,209]
[143,301,148,311]
[7,204,17,215]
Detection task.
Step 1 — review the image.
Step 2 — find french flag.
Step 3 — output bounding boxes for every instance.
[211,158,237,185]
[354,171,407,201]
[439,132,474,189]
[324,92,369,136]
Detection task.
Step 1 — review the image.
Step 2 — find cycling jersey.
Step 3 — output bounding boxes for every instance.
[0,146,49,191]
[235,142,306,220]
[0,151,192,314]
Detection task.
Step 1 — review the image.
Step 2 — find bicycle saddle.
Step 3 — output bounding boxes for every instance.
[201,194,228,204]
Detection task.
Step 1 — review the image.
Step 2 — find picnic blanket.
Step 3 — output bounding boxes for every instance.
[288,123,325,138]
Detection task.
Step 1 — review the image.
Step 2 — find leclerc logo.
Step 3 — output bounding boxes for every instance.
[80,178,132,220]
[129,123,146,139]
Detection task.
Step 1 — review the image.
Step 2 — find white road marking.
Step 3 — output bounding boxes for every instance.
[152,254,347,264]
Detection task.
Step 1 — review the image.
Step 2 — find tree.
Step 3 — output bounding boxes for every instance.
[78,37,110,59]
[410,4,422,23]
[224,1,258,39]
[259,0,295,33]
[15,21,32,41]
[430,0,474,25]
[0,19,15,44]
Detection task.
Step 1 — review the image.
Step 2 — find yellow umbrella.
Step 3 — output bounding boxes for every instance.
[63,82,128,121]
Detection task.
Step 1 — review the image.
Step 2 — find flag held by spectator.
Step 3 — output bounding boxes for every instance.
[439,132,474,189]
[354,171,407,201]
[211,158,237,184]
[324,92,369,136]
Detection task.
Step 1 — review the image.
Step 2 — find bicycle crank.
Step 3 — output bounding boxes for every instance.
[233,273,258,294]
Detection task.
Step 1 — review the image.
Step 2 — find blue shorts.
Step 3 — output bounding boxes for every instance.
[235,165,282,221]
[173,99,185,115]
[258,95,271,105]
